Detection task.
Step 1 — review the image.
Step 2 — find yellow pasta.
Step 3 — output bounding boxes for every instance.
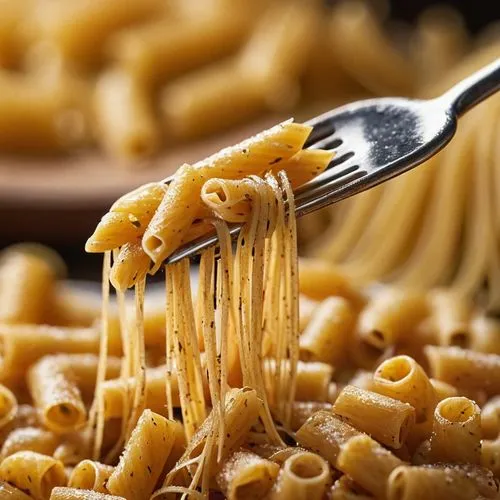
[0,384,17,430]
[289,402,333,432]
[481,439,500,478]
[387,464,498,500]
[425,346,500,396]
[106,410,176,500]
[94,68,160,161]
[481,396,500,440]
[296,411,361,467]
[337,435,404,499]
[428,396,481,464]
[1,428,59,460]
[215,450,279,500]
[0,480,32,500]
[330,475,375,500]
[0,245,62,325]
[299,296,356,366]
[49,488,125,500]
[68,460,114,493]
[0,451,66,500]
[333,385,415,449]
[270,451,331,500]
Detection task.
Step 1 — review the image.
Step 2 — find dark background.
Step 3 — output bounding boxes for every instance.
[1,0,499,281]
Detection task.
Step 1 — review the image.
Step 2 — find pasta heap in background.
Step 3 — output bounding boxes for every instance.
[299,5,500,310]
[0,0,497,164]
[0,122,500,499]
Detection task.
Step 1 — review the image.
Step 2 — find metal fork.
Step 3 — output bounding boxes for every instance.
[165,58,500,264]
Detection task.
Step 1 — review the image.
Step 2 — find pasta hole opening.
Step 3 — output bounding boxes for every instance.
[368,329,386,349]
[449,331,469,349]
[389,469,407,500]
[233,471,275,500]
[69,460,97,489]
[437,397,477,423]
[46,403,84,431]
[287,453,328,481]
[41,463,66,499]
[376,356,412,384]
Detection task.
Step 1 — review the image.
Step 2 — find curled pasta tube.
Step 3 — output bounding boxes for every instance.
[429,396,481,464]
[270,451,331,500]
[0,451,66,500]
[69,460,114,493]
[0,427,59,460]
[215,450,279,500]
[0,384,17,429]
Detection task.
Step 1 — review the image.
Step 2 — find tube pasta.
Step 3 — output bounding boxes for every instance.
[481,396,500,440]
[0,481,33,500]
[299,297,356,366]
[0,384,17,430]
[425,346,500,396]
[289,402,333,432]
[94,68,160,161]
[215,450,279,500]
[481,439,500,478]
[429,290,471,348]
[429,396,481,464]
[373,356,436,424]
[330,475,375,500]
[49,488,125,500]
[1,428,59,460]
[68,460,113,493]
[0,245,61,325]
[296,411,361,467]
[387,464,499,500]
[0,451,66,500]
[357,289,428,349]
[337,435,404,499]
[332,385,415,449]
[28,356,86,434]
[107,410,176,500]
[270,451,330,500]
[34,0,167,69]
[470,314,500,354]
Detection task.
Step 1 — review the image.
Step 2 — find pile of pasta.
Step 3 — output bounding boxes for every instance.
[0,0,498,162]
[302,24,500,309]
[0,121,499,499]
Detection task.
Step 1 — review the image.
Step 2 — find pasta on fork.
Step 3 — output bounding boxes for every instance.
[1,120,500,499]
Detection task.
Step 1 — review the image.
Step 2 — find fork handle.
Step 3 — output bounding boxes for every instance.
[442,58,500,117]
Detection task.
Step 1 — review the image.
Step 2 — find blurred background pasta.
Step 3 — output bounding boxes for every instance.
[0,0,499,289]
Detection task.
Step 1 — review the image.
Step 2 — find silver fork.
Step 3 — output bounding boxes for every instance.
[165,58,500,264]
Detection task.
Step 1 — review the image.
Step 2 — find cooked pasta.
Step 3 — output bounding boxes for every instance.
[3,107,500,500]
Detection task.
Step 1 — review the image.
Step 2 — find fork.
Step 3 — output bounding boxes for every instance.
[165,58,500,264]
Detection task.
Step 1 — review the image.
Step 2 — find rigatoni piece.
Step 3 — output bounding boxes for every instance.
[35,0,166,69]
[333,386,415,449]
[373,355,436,424]
[481,396,500,439]
[0,451,66,500]
[0,324,99,381]
[429,397,481,464]
[0,384,16,429]
[429,379,458,402]
[290,402,333,432]
[107,410,176,500]
[481,439,500,478]
[357,288,428,349]
[330,476,374,500]
[425,346,500,396]
[387,464,499,500]
[298,258,361,304]
[68,460,114,493]
[50,488,125,500]
[28,355,86,434]
[270,452,331,500]
[337,435,404,499]
[0,245,61,324]
[94,68,160,160]
[300,297,356,366]
[0,480,32,499]
[429,290,471,347]
[215,450,279,500]
[296,411,361,467]
[470,314,500,354]
[1,427,59,459]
